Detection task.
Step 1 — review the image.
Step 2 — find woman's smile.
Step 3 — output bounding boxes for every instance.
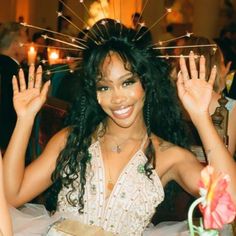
[111,105,133,119]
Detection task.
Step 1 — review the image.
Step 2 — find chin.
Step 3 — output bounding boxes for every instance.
[111,116,139,129]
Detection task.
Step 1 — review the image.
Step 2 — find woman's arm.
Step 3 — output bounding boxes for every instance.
[0,152,12,236]
[2,65,55,206]
[176,52,236,203]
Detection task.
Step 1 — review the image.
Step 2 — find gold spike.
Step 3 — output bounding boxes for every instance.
[154,44,217,50]
[58,12,97,43]
[132,0,150,39]
[20,22,88,49]
[42,34,85,49]
[157,55,199,59]
[136,0,149,28]
[22,43,82,52]
[157,32,193,46]
[39,66,81,77]
[136,8,171,41]
[80,0,106,43]
[58,0,98,40]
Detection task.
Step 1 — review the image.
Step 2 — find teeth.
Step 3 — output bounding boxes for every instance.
[113,107,130,115]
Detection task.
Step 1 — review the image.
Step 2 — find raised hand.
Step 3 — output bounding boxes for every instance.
[176,52,217,120]
[13,65,50,118]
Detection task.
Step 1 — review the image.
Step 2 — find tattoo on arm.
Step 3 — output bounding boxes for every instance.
[159,139,175,152]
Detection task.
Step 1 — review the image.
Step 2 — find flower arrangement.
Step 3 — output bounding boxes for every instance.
[188,165,236,235]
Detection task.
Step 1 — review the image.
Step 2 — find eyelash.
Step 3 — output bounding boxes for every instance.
[123,78,136,87]
[96,86,109,92]
[96,78,137,92]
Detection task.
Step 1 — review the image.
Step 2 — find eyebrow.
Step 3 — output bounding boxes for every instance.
[98,72,134,83]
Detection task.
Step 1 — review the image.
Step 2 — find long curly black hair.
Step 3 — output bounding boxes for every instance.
[47,18,190,213]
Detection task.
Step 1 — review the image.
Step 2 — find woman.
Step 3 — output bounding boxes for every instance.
[3,19,236,235]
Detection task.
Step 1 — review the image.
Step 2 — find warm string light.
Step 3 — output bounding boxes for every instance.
[27,45,37,65]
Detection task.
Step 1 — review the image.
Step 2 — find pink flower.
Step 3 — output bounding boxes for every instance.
[198,165,236,229]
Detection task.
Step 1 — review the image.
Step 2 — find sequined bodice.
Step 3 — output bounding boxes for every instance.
[57,141,164,236]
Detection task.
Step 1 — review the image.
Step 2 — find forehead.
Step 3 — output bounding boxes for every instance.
[100,52,131,79]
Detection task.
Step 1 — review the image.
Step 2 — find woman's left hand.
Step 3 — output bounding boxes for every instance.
[176,52,217,119]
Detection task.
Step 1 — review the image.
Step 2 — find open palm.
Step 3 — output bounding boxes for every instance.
[177,52,216,118]
[13,65,50,118]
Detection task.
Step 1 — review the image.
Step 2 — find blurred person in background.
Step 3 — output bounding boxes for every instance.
[0,22,28,153]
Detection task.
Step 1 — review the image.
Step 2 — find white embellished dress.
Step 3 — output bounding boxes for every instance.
[54,140,164,235]
[10,140,234,235]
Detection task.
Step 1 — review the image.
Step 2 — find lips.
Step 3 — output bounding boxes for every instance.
[112,106,133,119]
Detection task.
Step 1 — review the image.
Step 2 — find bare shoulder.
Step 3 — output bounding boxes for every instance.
[152,135,191,161]
[45,127,70,149]
[151,135,202,192]
[39,127,70,162]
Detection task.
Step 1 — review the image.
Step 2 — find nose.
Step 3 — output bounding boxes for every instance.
[111,88,126,104]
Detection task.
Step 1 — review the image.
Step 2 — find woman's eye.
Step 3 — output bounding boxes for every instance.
[123,79,136,87]
[96,86,109,92]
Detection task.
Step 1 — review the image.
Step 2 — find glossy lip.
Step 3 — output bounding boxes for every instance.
[111,105,133,119]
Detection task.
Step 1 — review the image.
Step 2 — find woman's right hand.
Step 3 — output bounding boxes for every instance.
[13,65,50,118]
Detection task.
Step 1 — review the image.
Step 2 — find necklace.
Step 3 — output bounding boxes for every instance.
[110,141,126,153]
[107,134,143,154]
[103,135,144,192]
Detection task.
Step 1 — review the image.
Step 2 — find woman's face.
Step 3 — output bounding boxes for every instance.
[96,52,145,129]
